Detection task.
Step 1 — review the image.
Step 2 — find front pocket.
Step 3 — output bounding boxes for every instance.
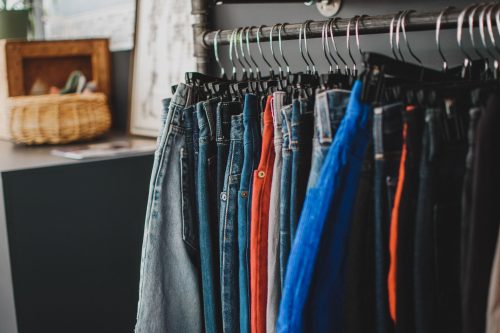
[180,147,198,251]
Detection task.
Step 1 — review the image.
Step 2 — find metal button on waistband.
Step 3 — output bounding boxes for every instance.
[257,171,265,178]
[220,192,227,201]
[241,191,248,198]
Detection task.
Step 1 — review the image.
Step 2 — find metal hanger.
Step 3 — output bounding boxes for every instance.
[390,11,404,60]
[457,4,477,78]
[239,27,254,79]
[478,3,498,76]
[256,25,274,78]
[468,3,489,73]
[401,10,422,65]
[299,21,312,74]
[278,23,292,78]
[270,23,285,78]
[246,27,261,79]
[214,30,226,79]
[436,6,454,71]
[329,18,349,74]
[395,10,407,62]
[228,29,238,80]
[347,16,361,76]
[355,15,367,63]
[233,27,248,80]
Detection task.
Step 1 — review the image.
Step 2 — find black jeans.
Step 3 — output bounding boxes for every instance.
[394,106,424,333]
[345,144,376,333]
[373,102,403,333]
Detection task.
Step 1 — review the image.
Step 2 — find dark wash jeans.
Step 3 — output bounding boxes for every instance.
[289,99,314,243]
[197,98,222,333]
[238,93,261,333]
[279,104,293,288]
[135,83,203,333]
[373,102,403,333]
[394,107,424,333]
[220,114,244,333]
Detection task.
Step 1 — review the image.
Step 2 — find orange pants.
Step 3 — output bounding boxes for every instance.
[250,96,275,333]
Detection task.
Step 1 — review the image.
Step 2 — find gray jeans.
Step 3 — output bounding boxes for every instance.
[135,83,203,333]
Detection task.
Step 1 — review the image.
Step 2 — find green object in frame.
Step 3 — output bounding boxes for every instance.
[0,9,30,39]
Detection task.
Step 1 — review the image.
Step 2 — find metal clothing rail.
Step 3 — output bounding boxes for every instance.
[201,8,465,47]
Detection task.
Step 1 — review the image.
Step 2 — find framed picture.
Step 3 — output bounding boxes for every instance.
[129,0,196,137]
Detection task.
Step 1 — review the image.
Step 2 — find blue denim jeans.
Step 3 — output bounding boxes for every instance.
[217,102,241,217]
[238,93,261,333]
[279,104,293,288]
[135,83,203,333]
[278,80,372,333]
[197,98,222,333]
[267,91,286,333]
[220,114,244,333]
[307,89,350,190]
[289,99,314,243]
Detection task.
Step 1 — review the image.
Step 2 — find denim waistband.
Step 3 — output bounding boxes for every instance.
[230,114,244,141]
[315,89,351,144]
[171,83,192,109]
[281,104,292,147]
[181,105,196,132]
[217,101,241,143]
[243,93,259,119]
[197,97,219,140]
[373,102,403,160]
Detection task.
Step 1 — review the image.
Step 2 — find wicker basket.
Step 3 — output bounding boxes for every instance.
[4,93,111,145]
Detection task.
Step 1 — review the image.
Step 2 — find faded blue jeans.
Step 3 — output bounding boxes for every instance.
[135,83,203,333]
[238,93,261,333]
[307,89,350,190]
[197,98,222,333]
[220,113,244,333]
[279,104,293,288]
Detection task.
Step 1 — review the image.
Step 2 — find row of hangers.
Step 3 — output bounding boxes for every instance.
[178,4,500,111]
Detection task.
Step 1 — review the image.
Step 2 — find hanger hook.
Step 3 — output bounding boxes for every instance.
[485,4,500,54]
[278,23,291,77]
[457,4,477,72]
[355,15,367,61]
[270,23,284,77]
[401,10,422,65]
[214,30,226,78]
[479,4,498,72]
[246,27,261,78]
[468,3,488,70]
[390,11,403,60]
[228,29,238,80]
[395,10,407,62]
[436,6,454,71]
[322,20,334,72]
[256,25,274,77]
[330,18,348,73]
[299,22,311,73]
[347,16,360,76]
[239,27,254,78]
[305,20,317,74]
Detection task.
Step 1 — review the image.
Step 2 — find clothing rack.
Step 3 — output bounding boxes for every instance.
[190,5,483,72]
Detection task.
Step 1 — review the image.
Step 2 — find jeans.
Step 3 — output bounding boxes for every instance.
[220,114,244,333]
[392,106,424,333]
[135,83,203,333]
[217,102,242,218]
[373,102,403,333]
[267,91,286,333]
[238,93,262,333]
[414,108,440,333]
[289,99,314,243]
[250,96,275,333]
[197,98,222,333]
[278,80,372,333]
[344,145,376,333]
[279,104,293,287]
[307,89,350,190]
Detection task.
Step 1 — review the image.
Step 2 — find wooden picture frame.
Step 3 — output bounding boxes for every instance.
[128,0,196,137]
